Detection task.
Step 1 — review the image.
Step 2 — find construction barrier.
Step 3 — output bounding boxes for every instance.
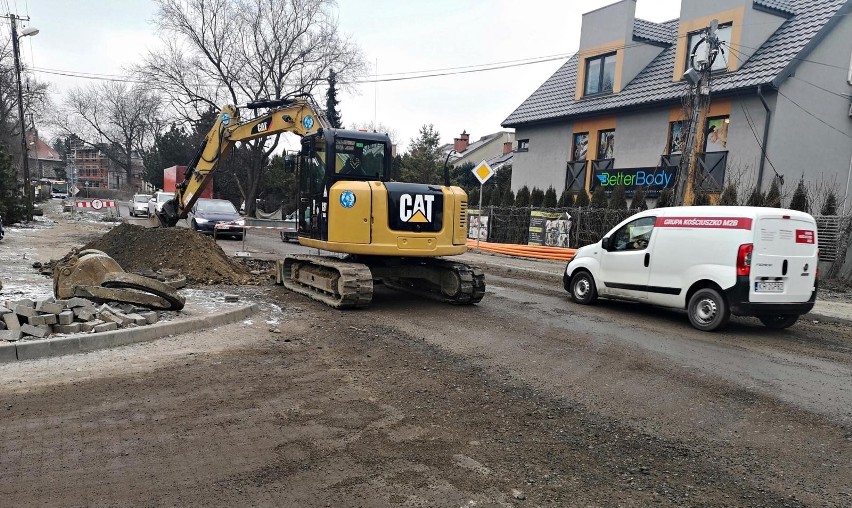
[75,199,118,210]
[467,239,576,261]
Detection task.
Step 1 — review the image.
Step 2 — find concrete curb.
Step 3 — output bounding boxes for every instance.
[0,303,259,363]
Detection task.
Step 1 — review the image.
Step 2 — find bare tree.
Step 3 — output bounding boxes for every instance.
[348,121,400,147]
[56,82,162,185]
[138,0,366,217]
[0,39,51,169]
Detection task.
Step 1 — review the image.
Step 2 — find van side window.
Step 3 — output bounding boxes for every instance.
[611,216,656,251]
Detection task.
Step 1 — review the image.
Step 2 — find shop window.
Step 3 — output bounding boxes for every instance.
[597,129,615,160]
[572,133,589,161]
[668,121,685,154]
[584,52,616,96]
[704,116,729,152]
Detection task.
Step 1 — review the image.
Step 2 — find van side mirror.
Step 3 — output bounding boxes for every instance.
[601,237,611,250]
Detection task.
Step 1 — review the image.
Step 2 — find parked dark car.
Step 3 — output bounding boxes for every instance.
[188,198,244,239]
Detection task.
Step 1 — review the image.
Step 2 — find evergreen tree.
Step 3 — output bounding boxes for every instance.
[574,190,590,207]
[400,124,442,184]
[821,190,838,216]
[656,188,674,208]
[530,187,545,207]
[765,178,782,207]
[590,186,608,208]
[543,186,558,207]
[0,144,23,223]
[746,188,765,207]
[515,186,531,207]
[692,192,710,206]
[451,161,477,189]
[788,177,810,213]
[631,187,648,210]
[557,189,573,207]
[608,184,627,209]
[718,184,738,205]
[325,69,343,128]
[501,187,515,206]
[468,187,480,207]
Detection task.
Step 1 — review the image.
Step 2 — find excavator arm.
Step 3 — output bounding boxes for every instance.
[158,96,327,227]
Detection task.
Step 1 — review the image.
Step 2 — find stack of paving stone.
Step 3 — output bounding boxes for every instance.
[0,297,159,342]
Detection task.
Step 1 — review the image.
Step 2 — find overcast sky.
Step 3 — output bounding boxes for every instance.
[13,0,682,151]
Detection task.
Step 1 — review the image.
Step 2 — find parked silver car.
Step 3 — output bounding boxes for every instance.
[148,191,175,217]
[129,194,152,217]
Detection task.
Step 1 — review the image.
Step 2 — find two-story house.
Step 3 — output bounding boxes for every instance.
[503,0,852,208]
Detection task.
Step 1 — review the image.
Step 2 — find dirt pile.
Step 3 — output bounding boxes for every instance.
[83,224,251,285]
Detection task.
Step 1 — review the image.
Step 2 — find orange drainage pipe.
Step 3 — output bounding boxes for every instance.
[466,239,576,261]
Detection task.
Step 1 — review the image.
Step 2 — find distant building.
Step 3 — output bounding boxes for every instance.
[26,130,64,180]
[70,138,145,190]
[444,130,515,168]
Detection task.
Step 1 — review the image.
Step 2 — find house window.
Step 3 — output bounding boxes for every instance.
[572,133,589,161]
[686,24,732,73]
[584,52,616,96]
[597,129,615,159]
[517,139,529,152]
[668,121,686,154]
[704,116,729,152]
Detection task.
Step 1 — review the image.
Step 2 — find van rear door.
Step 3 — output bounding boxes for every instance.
[750,215,817,303]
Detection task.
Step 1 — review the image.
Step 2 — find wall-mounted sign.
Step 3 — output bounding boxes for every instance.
[590,165,677,196]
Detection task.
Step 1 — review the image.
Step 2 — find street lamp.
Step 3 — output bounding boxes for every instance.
[9,17,39,221]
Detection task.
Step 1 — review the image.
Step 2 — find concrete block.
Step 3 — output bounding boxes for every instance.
[3,313,21,330]
[14,305,38,318]
[92,322,119,333]
[126,313,148,326]
[0,304,11,314]
[53,323,82,334]
[98,311,123,326]
[140,311,159,325]
[66,297,94,308]
[13,298,34,308]
[21,323,51,338]
[0,330,22,341]
[27,315,48,326]
[0,343,17,363]
[113,311,134,326]
[35,301,63,314]
[0,320,5,330]
[54,299,69,308]
[73,307,97,321]
[58,311,75,325]
[42,314,58,325]
[81,320,104,333]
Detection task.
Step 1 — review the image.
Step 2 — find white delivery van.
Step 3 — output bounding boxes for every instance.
[563,206,818,331]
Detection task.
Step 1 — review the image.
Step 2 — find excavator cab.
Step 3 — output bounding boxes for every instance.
[298,128,392,242]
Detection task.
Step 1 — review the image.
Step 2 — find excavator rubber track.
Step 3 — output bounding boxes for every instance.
[279,255,373,309]
[379,259,486,305]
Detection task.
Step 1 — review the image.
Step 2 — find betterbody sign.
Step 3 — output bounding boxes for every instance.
[591,166,677,195]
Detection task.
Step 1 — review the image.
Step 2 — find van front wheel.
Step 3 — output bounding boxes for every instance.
[570,271,597,305]
[688,288,730,332]
[758,314,799,329]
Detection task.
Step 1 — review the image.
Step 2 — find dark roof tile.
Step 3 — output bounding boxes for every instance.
[503,0,846,127]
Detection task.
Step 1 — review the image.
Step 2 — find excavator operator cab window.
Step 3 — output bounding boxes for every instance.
[334,138,385,179]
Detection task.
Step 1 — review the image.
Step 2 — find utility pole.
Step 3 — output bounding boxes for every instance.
[675,20,720,206]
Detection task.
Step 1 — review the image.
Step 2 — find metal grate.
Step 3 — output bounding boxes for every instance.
[814,215,850,263]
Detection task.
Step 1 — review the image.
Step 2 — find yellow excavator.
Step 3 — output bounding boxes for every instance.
[158,95,485,308]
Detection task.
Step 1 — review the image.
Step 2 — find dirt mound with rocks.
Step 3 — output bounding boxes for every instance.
[83,224,251,285]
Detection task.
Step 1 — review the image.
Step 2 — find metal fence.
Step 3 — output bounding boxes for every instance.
[814,215,852,278]
[474,206,637,248]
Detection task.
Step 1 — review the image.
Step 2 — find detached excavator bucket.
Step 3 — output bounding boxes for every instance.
[53,250,185,310]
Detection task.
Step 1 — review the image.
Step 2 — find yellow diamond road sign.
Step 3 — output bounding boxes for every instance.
[473,160,494,185]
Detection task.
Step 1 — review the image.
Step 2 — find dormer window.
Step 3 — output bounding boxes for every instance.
[686,24,732,73]
[584,52,617,96]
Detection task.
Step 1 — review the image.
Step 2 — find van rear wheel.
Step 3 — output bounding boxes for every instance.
[688,288,730,332]
[758,314,799,329]
[570,271,597,304]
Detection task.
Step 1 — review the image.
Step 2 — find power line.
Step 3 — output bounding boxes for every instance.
[775,88,852,140]
[789,75,852,100]
[725,40,850,71]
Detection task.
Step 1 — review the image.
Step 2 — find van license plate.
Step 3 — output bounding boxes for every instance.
[755,281,783,293]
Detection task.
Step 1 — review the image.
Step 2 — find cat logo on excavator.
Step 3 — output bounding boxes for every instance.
[399,194,435,223]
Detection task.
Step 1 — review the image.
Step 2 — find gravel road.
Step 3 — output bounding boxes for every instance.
[1,206,850,506]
